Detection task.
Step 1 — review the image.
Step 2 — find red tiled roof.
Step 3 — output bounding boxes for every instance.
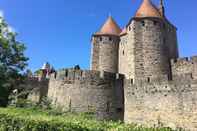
[95,16,121,36]
[135,0,162,18]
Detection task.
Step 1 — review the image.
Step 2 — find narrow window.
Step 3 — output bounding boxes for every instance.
[163,38,166,43]
[191,74,193,79]
[106,102,110,112]
[123,50,125,55]
[99,37,102,41]
[109,37,112,41]
[65,70,68,77]
[130,79,133,84]
[153,21,157,25]
[141,21,145,26]
[147,77,150,83]
[129,26,131,31]
[116,108,122,113]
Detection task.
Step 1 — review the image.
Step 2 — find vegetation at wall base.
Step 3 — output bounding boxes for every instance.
[0,107,174,131]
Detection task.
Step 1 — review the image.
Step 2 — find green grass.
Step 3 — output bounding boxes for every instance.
[0,107,174,131]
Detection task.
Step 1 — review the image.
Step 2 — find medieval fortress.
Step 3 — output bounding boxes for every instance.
[28,0,197,130]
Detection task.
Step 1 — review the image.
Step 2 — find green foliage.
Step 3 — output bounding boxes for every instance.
[9,95,52,111]
[0,16,28,106]
[0,107,174,131]
[34,69,42,76]
[38,97,52,110]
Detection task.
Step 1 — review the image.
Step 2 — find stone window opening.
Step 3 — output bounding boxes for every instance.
[65,70,68,77]
[130,79,133,84]
[129,26,131,31]
[163,38,166,44]
[141,21,145,26]
[147,77,150,83]
[109,37,112,41]
[106,102,110,112]
[153,21,158,25]
[191,74,193,79]
[123,50,125,55]
[99,37,102,41]
[116,108,122,113]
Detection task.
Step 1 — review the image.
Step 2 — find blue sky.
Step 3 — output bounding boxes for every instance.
[0,0,196,71]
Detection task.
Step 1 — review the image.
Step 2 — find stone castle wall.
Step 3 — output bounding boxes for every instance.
[47,69,124,120]
[27,79,49,103]
[171,56,197,80]
[124,75,197,130]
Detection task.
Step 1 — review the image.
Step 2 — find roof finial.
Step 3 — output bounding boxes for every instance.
[159,0,165,17]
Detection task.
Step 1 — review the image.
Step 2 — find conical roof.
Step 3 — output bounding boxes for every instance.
[95,16,121,36]
[135,0,162,18]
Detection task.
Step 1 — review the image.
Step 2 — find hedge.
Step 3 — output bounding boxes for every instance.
[0,108,173,131]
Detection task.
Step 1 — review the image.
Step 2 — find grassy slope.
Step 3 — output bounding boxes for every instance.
[0,108,173,131]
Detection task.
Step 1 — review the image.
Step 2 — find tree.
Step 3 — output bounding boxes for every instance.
[0,16,28,106]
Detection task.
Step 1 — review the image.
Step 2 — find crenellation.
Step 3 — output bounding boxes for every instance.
[171,56,197,80]
[190,56,197,62]
[171,56,197,64]
[51,69,124,86]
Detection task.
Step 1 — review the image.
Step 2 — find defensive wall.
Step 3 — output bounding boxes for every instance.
[26,78,49,103]
[171,56,197,80]
[47,69,124,120]
[124,74,197,130]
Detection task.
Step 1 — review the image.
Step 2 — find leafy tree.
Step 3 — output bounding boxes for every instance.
[0,16,28,106]
[34,69,42,77]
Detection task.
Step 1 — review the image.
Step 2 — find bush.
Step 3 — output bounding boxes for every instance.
[0,108,174,131]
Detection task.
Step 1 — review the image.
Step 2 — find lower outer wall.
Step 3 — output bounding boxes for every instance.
[124,80,197,130]
[27,80,49,103]
[47,78,124,120]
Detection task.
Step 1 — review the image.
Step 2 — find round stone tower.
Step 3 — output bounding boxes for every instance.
[123,0,175,79]
[91,16,121,73]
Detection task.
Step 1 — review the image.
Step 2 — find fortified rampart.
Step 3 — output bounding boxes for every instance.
[171,56,197,79]
[47,69,124,120]
[26,78,49,103]
[124,75,197,130]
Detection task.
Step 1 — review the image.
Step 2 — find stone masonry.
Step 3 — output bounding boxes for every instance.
[47,69,124,120]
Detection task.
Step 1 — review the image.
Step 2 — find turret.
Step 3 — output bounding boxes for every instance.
[39,62,51,81]
[91,16,121,73]
[119,0,178,80]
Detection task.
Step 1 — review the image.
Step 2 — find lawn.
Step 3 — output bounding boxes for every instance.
[0,107,173,131]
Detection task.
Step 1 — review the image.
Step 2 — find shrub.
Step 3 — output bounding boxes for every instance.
[0,108,174,131]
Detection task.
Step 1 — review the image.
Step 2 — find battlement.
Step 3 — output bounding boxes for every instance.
[171,56,197,79]
[50,68,124,82]
[171,56,197,64]
[125,73,196,86]
[125,75,169,85]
